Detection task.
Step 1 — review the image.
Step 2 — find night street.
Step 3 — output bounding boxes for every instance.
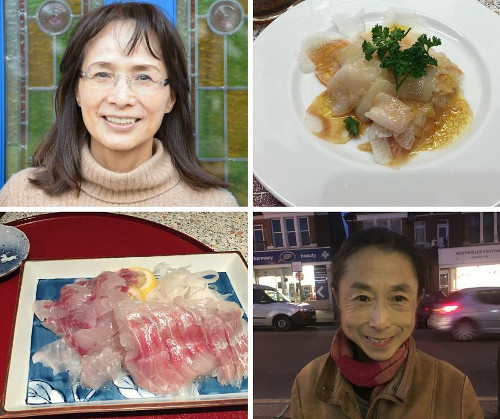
[253,325,499,418]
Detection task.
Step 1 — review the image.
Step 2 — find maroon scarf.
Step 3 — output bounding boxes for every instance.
[330,328,408,400]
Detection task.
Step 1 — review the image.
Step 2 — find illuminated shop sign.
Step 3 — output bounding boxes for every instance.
[253,248,333,266]
[439,244,500,267]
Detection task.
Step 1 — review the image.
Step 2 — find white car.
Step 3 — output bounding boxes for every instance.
[428,287,500,341]
[253,284,316,331]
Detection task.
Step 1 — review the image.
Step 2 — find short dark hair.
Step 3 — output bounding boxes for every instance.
[30,2,228,195]
[332,228,426,296]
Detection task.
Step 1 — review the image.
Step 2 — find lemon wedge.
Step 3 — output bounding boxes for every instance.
[127,267,157,301]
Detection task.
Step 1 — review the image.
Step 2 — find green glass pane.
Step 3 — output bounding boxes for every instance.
[198,0,212,15]
[198,90,224,158]
[227,21,247,87]
[227,90,247,157]
[28,0,45,15]
[28,91,54,159]
[228,160,247,206]
[55,18,80,80]
[28,20,53,87]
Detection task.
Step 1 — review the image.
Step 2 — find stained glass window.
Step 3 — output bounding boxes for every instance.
[3,0,248,205]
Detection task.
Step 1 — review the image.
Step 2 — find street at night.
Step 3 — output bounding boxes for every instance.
[253,324,499,418]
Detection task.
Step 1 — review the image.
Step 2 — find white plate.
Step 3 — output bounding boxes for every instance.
[0,225,30,277]
[254,0,500,206]
[4,253,248,416]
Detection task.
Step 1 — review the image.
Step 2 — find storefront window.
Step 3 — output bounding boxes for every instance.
[299,217,310,246]
[456,265,500,289]
[483,213,494,243]
[414,221,426,245]
[271,219,283,248]
[285,218,297,247]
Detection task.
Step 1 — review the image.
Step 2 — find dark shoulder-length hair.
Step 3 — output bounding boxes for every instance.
[332,227,427,297]
[30,2,228,194]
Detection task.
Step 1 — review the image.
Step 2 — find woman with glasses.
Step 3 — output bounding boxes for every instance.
[291,228,482,419]
[0,2,237,206]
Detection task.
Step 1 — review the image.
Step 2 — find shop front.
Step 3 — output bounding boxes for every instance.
[253,247,333,310]
[439,243,500,293]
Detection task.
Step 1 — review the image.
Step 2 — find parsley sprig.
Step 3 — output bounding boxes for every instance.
[343,116,360,136]
[362,25,442,91]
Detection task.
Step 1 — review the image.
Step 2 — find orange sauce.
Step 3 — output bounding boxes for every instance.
[306,92,368,144]
[307,39,350,85]
[306,88,472,167]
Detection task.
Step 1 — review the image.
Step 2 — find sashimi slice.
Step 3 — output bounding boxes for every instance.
[114,298,247,395]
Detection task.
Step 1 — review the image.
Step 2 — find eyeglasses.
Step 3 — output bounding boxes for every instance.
[79,64,169,96]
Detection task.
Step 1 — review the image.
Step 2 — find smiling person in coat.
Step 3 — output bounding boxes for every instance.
[291,228,483,419]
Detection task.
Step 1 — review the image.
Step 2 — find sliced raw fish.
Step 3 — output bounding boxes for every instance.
[80,346,125,390]
[32,338,81,380]
[355,79,397,123]
[32,270,135,336]
[114,298,247,394]
[365,92,414,134]
[327,65,376,116]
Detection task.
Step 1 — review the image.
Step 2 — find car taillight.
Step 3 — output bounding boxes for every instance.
[439,304,460,314]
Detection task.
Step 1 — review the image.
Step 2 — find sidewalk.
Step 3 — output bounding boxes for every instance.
[253,399,498,418]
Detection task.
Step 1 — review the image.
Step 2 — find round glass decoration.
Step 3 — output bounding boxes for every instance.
[37,0,72,36]
[207,0,245,36]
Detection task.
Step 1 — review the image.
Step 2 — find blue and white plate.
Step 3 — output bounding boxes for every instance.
[0,224,30,277]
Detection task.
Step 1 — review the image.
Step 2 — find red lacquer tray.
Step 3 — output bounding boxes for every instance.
[0,213,247,419]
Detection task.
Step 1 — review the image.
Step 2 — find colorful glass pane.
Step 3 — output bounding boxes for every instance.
[228,160,247,206]
[201,161,225,182]
[227,21,247,86]
[28,91,54,158]
[66,0,82,14]
[55,18,80,79]
[236,0,248,14]
[198,20,223,87]
[198,90,224,158]
[6,146,20,179]
[28,0,46,15]
[198,0,213,14]
[227,90,247,158]
[28,20,53,87]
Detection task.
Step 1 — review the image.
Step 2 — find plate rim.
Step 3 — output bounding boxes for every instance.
[3,253,248,416]
[253,0,500,206]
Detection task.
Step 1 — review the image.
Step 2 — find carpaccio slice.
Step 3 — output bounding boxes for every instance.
[114,297,248,394]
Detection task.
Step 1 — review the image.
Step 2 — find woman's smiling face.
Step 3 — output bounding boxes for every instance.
[337,247,420,362]
[75,20,175,172]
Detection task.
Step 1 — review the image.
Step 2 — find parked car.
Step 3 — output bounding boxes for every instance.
[253,284,316,331]
[416,290,447,327]
[428,287,500,341]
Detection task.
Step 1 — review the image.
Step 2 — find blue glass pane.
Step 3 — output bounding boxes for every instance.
[104,0,177,25]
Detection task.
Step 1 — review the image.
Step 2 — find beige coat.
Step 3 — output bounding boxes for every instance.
[291,338,483,419]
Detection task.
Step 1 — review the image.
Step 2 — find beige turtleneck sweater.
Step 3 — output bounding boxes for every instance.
[0,140,238,207]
